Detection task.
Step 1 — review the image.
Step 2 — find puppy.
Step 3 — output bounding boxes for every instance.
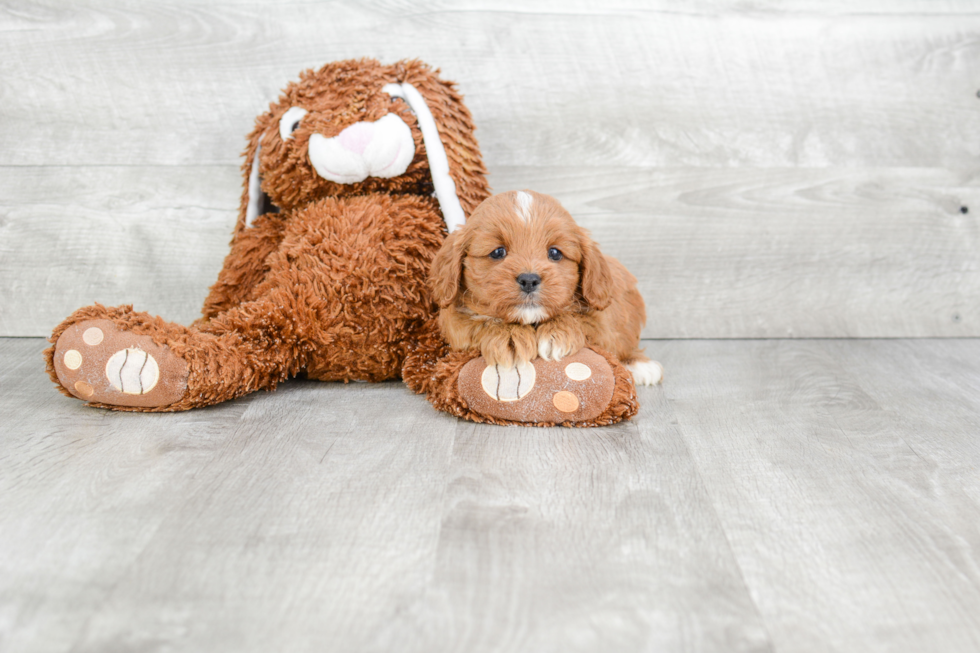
[429,190,662,385]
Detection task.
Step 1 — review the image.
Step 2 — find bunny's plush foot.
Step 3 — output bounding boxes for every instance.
[49,317,189,409]
[404,342,639,427]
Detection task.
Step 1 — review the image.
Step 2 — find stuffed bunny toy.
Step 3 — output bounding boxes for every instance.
[47,59,638,426]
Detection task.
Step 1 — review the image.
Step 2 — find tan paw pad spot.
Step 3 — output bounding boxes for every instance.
[564,362,592,381]
[481,361,536,402]
[63,350,83,370]
[553,390,579,413]
[105,348,160,395]
[74,381,94,398]
[82,327,104,346]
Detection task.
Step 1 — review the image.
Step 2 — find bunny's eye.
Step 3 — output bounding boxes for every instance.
[279,107,308,140]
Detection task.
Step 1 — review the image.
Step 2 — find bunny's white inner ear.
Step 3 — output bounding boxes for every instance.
[383,82,466,233]
[245,143,263,228]
[244,143,279,228]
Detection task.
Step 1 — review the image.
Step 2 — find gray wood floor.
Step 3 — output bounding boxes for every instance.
[3,336,979,653]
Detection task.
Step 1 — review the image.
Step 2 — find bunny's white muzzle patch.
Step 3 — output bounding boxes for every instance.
[308,113,415,185]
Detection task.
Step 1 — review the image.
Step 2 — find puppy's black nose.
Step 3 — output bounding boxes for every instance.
[517,273,541,293]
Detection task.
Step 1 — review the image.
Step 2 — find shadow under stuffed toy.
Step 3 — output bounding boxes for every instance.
[45,58,640,426]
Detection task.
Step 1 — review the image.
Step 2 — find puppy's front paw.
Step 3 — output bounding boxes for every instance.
[481,324,537,368]
[536,320,585,361]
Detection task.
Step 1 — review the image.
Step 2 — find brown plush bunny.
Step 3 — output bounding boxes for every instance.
[46,58,638,426]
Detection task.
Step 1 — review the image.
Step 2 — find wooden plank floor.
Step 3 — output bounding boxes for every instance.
[2,337,979,652]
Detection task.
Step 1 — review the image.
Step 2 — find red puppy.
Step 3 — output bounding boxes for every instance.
[429,190,662,385]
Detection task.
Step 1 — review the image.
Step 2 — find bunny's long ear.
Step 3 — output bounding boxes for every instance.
[235,112,277,239]
[388,61,491,232]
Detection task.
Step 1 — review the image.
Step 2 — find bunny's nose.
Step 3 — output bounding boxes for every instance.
[336,122,374,155]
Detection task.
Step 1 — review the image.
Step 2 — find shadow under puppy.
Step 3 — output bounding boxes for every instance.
[430,190,663,386]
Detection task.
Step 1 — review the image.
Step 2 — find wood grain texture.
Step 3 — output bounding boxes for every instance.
[0,166,241,336]
[0,337,769,653]
[5,336,980,651]
[0,166,238,334]
[2,1,978,168]
[0,338,461,653]
[4,165,978,338]
[3,0,980,337]
[656,338,980,653]
[492,166,980,338]
[373,404,769,652]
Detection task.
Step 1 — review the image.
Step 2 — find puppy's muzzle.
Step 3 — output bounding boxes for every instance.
[517,273,541,294]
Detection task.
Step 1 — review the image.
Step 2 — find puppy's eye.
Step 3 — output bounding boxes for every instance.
[548,247,563,262]
[489,247,507,260]
[279,107,308,141]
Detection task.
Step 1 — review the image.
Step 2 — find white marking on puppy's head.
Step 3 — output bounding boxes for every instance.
[515,191,533,222]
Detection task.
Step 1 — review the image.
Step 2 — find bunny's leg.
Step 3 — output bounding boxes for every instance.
[199,212,288,322]
[47,284,309,411]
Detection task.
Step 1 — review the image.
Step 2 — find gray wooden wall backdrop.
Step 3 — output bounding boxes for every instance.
[1,0,978,338]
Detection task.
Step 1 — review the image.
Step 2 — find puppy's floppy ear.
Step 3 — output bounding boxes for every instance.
[578,228,615,311]
[429,230,468,308]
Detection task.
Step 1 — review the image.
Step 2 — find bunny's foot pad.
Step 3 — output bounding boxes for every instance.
[458,348,618,425]
[52,319,188,408]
